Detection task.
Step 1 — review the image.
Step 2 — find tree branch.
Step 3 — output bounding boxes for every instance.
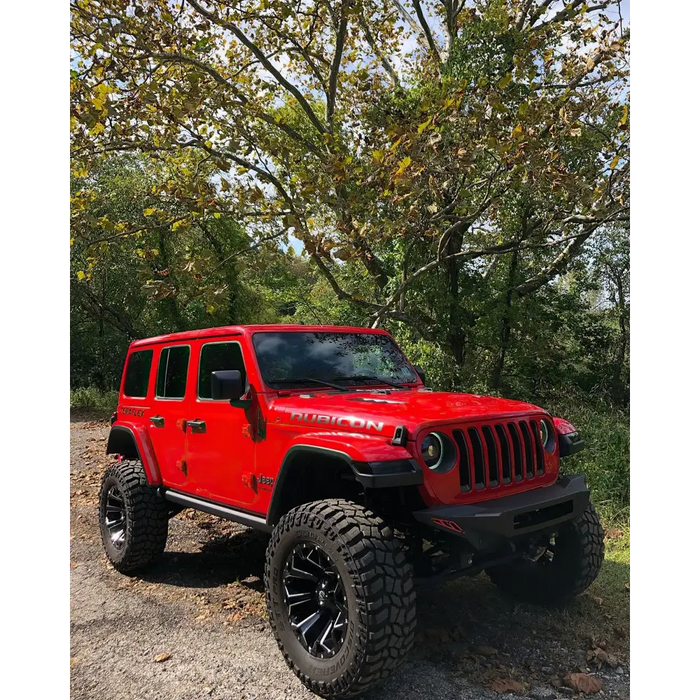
[358,10,401,89]
[84,215,191,246]
[372,228,609,325]
[391,0,441,65]
[185,0,328,135]
[411,0,442,64]
[516,0,535,31]
[326,0,350,127]
[149,51,323,157]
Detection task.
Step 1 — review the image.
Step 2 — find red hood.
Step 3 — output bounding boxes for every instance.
[269,389,546,439]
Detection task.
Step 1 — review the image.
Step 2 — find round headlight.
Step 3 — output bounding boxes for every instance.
[421,433,442,468]
[420,432,457,472]
[539,419,553,452]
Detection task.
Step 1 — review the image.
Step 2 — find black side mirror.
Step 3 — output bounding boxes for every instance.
[414,364,426,385]
[211,370,251,408]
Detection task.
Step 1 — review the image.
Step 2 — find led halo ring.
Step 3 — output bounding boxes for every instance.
[420,431,457,473]
[539,419,555,453]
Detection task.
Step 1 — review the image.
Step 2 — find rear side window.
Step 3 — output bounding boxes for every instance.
[123,349,153,398]
[198,342,246,399]
[156,345,190,399]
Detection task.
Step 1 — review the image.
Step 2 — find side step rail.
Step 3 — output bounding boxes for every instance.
[163,490,272,533]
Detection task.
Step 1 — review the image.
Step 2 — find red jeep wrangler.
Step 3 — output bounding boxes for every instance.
[100,324,603,698]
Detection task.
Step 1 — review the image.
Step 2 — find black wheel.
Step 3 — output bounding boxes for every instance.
[487,502,605,604]
[265,499,416,698]
[98,459,169,573]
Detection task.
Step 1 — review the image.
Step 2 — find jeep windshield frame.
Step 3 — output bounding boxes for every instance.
[252,331,419,391]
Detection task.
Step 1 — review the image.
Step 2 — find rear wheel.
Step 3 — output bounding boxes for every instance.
[265,499,416,698]
[487,502,604,604]
[98,459,169,573]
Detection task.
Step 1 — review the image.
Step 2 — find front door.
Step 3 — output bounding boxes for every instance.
[185,339,257,506]
[148,343,192,487]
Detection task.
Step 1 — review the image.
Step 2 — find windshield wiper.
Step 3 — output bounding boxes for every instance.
[268,377,351,392]
[333,374,407,390]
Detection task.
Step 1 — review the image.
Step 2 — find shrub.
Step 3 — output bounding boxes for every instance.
[70,387,119,412]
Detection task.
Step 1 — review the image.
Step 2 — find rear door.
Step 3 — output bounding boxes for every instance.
[148,343,192,487]
[184,339,257,506]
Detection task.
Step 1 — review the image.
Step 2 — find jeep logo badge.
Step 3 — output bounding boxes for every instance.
[289,412,384,433]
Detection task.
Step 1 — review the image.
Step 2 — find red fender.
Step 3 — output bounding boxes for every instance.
[107,423,162,485]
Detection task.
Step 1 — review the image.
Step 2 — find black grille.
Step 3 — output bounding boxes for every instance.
[454,419,548,492]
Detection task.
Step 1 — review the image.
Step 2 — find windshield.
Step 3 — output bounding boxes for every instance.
[252,332,418,389]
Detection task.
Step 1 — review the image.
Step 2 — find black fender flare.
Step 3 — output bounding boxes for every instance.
[266,445,422,527]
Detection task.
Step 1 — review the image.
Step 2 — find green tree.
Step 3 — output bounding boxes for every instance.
[71,0,629,398]
[71,155,308,387]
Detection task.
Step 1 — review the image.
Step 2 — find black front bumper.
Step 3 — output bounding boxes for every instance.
[413,474,590,551]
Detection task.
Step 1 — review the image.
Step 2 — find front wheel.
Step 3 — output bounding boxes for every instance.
[265,499,416,698]
[487,502,605,604]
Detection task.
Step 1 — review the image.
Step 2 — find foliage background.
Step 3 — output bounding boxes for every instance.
[70,0,629,521]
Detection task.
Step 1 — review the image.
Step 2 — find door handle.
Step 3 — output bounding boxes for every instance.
[186,419,207,433]
[150,415,165,428]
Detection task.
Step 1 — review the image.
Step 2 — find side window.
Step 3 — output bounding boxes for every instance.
[156,345,190,399]
[198,342,246,399]
[123,349,153,398]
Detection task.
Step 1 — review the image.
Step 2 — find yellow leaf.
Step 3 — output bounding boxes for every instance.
[512,124,523,138]
[70,237,75,246]
[76,271,85,280]
[396,156,411,175]
[610,155,620,169]
[372,150,384,163]
[143,208,156,216]
[418,118,432,134]
[213,212,221,219]
[620,104,629,125]
[497,73,513,89]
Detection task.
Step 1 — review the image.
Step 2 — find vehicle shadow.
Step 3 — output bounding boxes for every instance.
[139,527,269,591]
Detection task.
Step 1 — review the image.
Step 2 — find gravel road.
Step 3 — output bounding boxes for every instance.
[70,415,629,700]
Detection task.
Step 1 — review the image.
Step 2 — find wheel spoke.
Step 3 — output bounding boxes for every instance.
[286,591,315,610]
[294,610,322,637]
[283,543,348,658]
[102,485,127,550]
[333,610,346,630]
[287,564,318,581]
[317,617,335,654]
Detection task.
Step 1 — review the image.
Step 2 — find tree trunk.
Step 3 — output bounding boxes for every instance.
[490,251,519,392]
[446,231,466,366]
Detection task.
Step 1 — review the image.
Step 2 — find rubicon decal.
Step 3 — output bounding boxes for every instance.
[289,412,385,432]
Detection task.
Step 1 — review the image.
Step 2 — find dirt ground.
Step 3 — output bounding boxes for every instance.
[70,414,630,700]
